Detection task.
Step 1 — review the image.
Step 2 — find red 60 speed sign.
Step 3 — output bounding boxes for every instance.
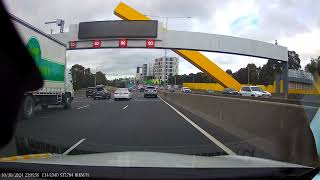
[146,39,155,48]
[119,39,127,48]
[69,41,77,48]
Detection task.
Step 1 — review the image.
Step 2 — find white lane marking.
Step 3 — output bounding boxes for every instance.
[62,138,86,155]
[158,96,236,155]
[76,105,90,110]
[122,105,129,110]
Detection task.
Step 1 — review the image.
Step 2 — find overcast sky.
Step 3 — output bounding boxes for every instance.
[4,0,320,79]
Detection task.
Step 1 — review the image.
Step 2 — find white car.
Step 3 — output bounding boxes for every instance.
[114,88,132,101]
[181,87,191,93]
[239,86,271,98]
[144,86,158,98]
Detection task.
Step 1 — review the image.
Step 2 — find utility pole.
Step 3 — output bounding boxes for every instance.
[247,66,250,85]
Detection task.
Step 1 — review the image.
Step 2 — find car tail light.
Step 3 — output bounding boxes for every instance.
[145,90,148,92]
[153,90,157,92]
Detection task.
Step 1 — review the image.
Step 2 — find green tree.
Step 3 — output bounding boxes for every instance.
[71,64,85,90]
[305,56,320,76]
[95,71,107,85]
[226,69,232,75]
[288,51,301,70]
[257,60,282,85]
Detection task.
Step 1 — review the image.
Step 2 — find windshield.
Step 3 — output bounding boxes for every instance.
[116,88,128,92]
[1,0,320,179]
[96,87,103,91]
[250,87,263,92]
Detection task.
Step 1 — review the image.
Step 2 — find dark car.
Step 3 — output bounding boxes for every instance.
[86,87,96,97]
[222,88,238,95]
[93,87,111,100]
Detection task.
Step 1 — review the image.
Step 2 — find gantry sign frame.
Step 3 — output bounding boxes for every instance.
[53,2,289,93]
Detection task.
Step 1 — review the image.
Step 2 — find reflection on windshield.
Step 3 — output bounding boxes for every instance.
[1,0,320,179]
[251,87,263,92]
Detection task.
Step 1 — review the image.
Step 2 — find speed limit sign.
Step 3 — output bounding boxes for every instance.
[92,40,101,48]
[69,41,77,49]
[146,39,155,48]
[119,39,127,48]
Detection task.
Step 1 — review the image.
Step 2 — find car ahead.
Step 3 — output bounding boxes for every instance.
[93,87,111,100]
[222,88,238,95]
[181,87,191,93]
[86,87,96,97]
[239,86,271,98]
[114,88,131,101]
[144,86,157,98]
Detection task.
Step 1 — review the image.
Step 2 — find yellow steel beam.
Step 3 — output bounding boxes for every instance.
[114,2,241,90]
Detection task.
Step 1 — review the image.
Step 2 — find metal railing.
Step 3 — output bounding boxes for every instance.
[288,69,314,81]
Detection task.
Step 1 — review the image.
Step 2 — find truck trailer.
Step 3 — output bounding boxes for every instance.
[10,14,74,119]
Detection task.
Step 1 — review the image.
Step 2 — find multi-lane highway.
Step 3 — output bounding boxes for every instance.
[1,91,271,158]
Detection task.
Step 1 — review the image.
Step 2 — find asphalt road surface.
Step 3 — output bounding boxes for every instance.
[0,91,265,158]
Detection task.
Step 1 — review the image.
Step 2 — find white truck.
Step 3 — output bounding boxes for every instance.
[10,14,74,119]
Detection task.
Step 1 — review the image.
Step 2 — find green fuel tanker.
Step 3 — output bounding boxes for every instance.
[10,14,74,119]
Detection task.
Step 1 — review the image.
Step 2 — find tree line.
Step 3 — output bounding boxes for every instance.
[305,56,320,77]
[70,64,107,90]
[71,51,320,89]
[70,64,132,90]
[169,51,319,86]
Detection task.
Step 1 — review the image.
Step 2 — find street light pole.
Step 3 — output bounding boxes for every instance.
[144,15,191,88]
[45,19,65,33]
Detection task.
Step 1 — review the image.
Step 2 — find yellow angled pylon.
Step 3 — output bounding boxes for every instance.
[114,2,241,90]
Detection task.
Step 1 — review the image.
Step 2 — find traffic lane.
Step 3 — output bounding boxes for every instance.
[0,94,99,157]
[11,96,121,151]
[10,91,226,156]
[76,91,225,155]
[30,95,104,119]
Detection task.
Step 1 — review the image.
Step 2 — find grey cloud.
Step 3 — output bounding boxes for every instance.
[4,0,319,77]
[67,49,168,76]
[235,0,320,42]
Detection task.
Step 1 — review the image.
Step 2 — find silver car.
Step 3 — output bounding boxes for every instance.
[144,86,157,98]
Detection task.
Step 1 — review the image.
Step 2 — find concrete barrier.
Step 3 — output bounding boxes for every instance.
[190,89,320,107]
[160,92,319,166]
